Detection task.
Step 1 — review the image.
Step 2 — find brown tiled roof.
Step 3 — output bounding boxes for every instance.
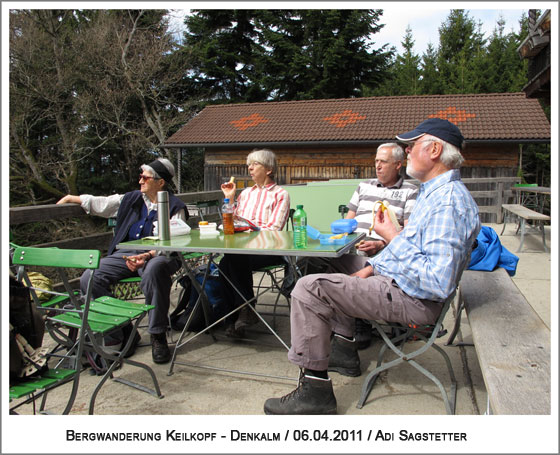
[165,93,550,147]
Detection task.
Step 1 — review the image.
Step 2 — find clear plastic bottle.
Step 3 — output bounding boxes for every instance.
[222,198,235,235]
[293,204,308,248]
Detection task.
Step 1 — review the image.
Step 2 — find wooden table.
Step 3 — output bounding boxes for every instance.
[501,204,550,252]
[512,186,550,213]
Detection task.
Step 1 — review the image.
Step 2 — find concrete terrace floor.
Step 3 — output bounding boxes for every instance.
[10,222,552,416]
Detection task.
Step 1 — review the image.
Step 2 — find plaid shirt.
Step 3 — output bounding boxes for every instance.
[370,170,480,301]
[235,183,290,231]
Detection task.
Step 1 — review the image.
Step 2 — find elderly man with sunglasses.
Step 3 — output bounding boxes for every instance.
[264,118,480,415]
[57,158,187,364]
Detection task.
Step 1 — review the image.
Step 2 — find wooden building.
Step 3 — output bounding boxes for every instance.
[517,9,551,101]
[164,93,550,191]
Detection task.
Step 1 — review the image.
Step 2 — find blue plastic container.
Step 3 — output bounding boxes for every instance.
[307,225,348,244]
[318,234,348,245]
[330,218,358,234]
[307,225,321,239]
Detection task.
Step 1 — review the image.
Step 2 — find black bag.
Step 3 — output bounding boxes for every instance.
[170,264,230,332]
[9,276,47,382]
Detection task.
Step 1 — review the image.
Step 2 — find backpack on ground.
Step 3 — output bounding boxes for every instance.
[9,276,47,383]
[170,263,230,332]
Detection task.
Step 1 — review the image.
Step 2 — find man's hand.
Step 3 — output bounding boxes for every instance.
[123,253,151,272]
[356,239,386,256]
[373,208,398,244]
[351,265,374,279]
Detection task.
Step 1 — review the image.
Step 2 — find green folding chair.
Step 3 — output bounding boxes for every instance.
[252,209,296,328]
[196,199,222,221]
[11,247,163,414]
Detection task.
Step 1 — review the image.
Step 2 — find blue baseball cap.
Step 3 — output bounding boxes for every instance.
[396,118,464,149]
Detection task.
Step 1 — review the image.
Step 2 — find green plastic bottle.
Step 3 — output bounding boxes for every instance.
[293,205,308,248]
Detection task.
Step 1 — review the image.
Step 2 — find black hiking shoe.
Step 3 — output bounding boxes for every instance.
[327,334,361,377]
[264,372,337,415]
[151,333,171,364]
[122,331,141,358]
[121,324,141,358]
[235,305,260,330]
[354,318,373,350]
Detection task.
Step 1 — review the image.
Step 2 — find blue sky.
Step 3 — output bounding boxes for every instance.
[373,7,526,55]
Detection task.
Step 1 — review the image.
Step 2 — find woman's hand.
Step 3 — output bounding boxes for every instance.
[220,181,236,201]
[56,195,81,205]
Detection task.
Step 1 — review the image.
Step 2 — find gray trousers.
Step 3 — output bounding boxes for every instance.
[287,270,442,371]
[80,249,181,335]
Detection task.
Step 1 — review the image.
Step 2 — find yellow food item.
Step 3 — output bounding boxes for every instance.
[329,233,348,240]
[369,200,401,235]
[229,176,235,184]
[199,221,209,226]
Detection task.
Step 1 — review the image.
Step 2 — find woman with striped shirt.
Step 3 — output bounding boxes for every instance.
[219,149,291,337]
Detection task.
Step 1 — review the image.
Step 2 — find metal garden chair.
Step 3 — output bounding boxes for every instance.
[252,209,295,328]
[10,246,163,414]
[357,271,466,415]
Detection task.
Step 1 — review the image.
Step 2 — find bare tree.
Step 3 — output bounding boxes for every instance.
[9,9,195,204]
[73,10,195,186]
[10,10,91,201]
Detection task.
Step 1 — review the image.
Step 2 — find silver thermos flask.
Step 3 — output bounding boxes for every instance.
[157,191,171,241]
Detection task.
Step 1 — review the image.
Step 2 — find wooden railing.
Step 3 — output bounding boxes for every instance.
[459,177,521,223]
[9,177,519,250]
[9,190,231,251]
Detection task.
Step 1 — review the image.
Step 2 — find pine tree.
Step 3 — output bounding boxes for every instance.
[479,16,527,93]
[419,43,441,94]
[436,10,487,93]
[259,9,393,100]
[182,9,393,101]
[366,48,398,96]
[392,26,421,95]
[182,10,267,103]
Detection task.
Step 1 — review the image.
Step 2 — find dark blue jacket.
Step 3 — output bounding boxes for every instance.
[108,190,187,254]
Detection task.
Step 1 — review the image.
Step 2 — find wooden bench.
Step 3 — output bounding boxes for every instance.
[459,268,550,414]
[501,203,550,252]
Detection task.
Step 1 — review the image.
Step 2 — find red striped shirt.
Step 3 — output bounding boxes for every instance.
[235,183,290,231]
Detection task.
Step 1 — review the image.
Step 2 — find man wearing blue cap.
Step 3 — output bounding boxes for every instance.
[264,118,480,414]
[57,158,187,364]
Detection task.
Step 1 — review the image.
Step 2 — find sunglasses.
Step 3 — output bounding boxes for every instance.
[405,139,436,151]
[139,174,159,182]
